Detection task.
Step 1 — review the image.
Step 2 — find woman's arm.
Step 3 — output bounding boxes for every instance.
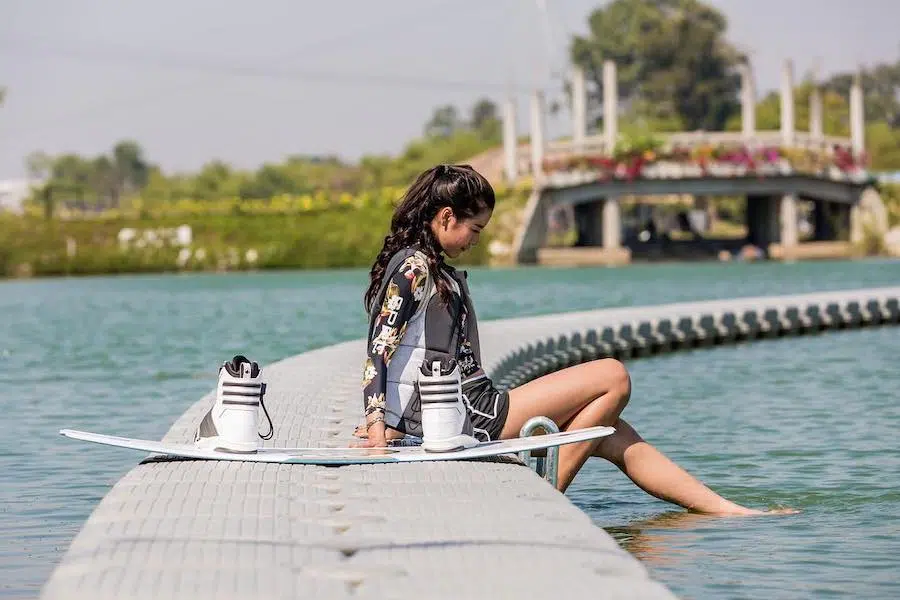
[362,254,429,443]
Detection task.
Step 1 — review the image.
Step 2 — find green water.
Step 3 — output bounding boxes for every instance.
[2,258,899,599]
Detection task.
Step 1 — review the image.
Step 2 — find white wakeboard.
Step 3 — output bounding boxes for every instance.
[58,425,615,465]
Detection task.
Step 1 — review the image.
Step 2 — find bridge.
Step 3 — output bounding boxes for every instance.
[481,59,889,265]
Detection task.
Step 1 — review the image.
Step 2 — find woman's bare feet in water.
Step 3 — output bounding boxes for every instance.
[709,501,800,516]
[759,507,801,515]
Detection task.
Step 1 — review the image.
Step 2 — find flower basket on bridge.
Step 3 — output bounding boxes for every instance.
[539,138,868,184]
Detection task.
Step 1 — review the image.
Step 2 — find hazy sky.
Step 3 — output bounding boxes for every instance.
[1,0,898,179]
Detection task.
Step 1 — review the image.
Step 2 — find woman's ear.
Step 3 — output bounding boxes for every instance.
[439,207,454,230]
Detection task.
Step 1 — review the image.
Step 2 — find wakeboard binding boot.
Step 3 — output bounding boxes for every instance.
[194,355,273,453]
[418,357,479,452]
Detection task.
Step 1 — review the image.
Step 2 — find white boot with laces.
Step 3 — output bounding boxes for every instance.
[418,358,479,452]
[194,355,273,453]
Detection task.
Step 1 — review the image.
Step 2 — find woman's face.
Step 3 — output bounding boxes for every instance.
[432,205,493,259]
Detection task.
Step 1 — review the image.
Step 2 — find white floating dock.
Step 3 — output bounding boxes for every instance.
[41,286,899,600]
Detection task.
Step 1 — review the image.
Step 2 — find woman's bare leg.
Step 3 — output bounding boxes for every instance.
[595,418,762,515]
[501,359,632,491]
[501,359,762,515]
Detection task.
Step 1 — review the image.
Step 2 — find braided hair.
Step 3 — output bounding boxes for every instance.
[364,164,495,311]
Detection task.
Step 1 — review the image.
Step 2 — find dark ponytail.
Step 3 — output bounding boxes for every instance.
[364,164,495,311]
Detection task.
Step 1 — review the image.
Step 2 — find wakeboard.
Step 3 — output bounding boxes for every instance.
[58,425,615,465]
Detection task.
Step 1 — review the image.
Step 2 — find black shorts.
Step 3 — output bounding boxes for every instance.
[463,378,510,442]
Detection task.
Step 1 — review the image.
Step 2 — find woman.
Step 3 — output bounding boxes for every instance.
[358,163,777,516]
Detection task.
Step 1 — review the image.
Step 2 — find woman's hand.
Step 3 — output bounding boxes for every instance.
[353,421,408,444]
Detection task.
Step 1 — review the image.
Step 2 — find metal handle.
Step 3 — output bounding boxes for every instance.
[517,416,560,488]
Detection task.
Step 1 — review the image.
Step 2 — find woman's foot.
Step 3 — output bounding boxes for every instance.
[700,501,800,516]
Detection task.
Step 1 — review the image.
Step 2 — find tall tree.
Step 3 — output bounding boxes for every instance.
[469,98,501,141]
[470,99,496,129]
[424,105,461,138]
[570,0,744,131]
[112,140,149,193]
[825,59,900,128]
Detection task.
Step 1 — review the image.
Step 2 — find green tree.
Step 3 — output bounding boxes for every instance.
[112,140,150,202]
[424,105,462,138]
[723,75,900,171]
[866,122,900,170]
[90,155,116,210]
[23,141,154,213]
[26,151,55,219]
[570,0,744,131]
[192,160,242,200]
[470,98,501,140]
[725,83,851,135]
[825,60,900,128]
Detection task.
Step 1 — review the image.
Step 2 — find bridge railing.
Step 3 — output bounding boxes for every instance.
[502,59,869,186]
[516,131,855,169]
[510,131,866,185]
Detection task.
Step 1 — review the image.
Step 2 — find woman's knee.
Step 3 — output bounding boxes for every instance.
[595,417,642,466]
[595,358,631,408]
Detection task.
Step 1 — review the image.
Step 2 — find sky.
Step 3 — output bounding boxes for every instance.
[1,0,898,179]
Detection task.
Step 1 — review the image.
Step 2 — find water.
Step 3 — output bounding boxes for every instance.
[2,258,899,599]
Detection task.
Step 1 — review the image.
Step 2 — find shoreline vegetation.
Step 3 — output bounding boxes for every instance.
[4,0,899,280]
[2,179,898,281]
[0,182,533,279]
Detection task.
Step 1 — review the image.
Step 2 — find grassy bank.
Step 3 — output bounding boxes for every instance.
[0,185,532,279]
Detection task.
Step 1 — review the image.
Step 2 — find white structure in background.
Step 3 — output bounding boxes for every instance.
[0,179,41,213]
[118,225,193,249]
[175,224,192,246]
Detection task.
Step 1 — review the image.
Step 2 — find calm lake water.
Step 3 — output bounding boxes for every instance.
[2,258,899,599]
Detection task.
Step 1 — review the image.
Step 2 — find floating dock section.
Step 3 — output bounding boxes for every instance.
[42,286,899,600]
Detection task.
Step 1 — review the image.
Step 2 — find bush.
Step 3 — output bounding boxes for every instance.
[880,183,900,227]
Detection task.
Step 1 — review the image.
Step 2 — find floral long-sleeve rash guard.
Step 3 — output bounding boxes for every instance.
[362,254,429,423]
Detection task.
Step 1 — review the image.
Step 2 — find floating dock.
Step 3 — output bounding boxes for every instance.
[42,286,899,600]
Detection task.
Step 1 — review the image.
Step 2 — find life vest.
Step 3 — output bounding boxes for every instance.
[366,247,484,436]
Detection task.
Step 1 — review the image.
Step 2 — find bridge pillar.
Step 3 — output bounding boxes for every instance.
[573,202,601,246]
[834,204,852,241]
[602,197,621,250]
[746,195,779,251]
[780,194,799,250]
[530,91,546,180]
[812,200,835,241]
[502,98,518,182]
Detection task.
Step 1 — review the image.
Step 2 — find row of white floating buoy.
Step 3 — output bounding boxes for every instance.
[493,294,900,391]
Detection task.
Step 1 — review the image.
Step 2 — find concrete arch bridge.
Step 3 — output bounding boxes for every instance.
[474,59,889,265]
